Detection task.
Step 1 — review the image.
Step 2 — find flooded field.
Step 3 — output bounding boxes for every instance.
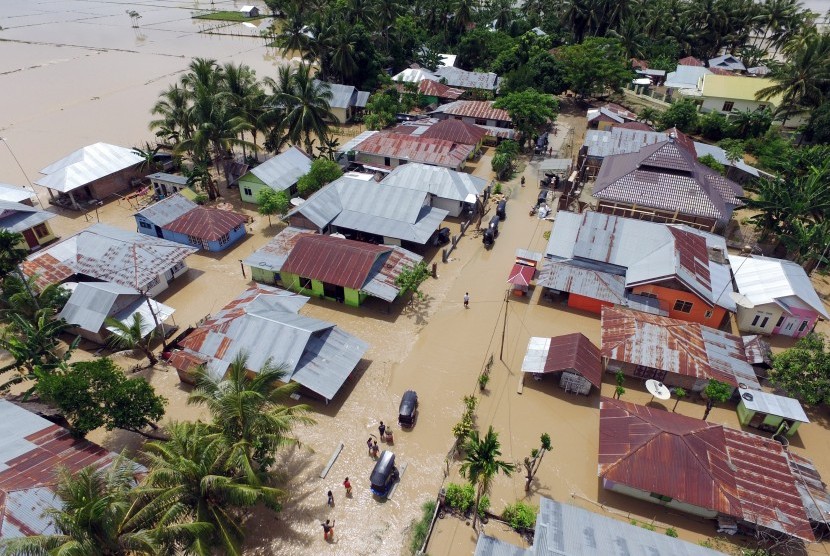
[3,2,830,556]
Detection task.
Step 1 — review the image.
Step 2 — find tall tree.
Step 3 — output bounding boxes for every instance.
[493,90,559,150]
[459,426,516,530]
[702,379,732,420]
[0,230,28,281]
[770,333,830,405]
[107,312,160,366]
[277,65,335,154]
[557,38,631,99]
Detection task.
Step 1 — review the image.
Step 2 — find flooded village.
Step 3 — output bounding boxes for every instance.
[2,1,830,556]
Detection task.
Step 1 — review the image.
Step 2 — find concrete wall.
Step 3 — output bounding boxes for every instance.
[605,359,701,392]
[603,480,719,519]
[88,165,144,200]
[700,97,808,127]
[287,214,322,232]
[19,221,57,250]
[251,266,278,285]
[773,305,819,338]
[735,303,781,335]
[631,284,727,327]
[432,196,464,217]
[355,151,464,171]
[567,293,612,314]
[330,106,350,125]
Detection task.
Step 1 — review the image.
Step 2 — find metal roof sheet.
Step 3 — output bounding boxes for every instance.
[163,206,247,242]
[381,163,487,202]
[601,307,759,388]
[433,67,498,90]
[418,118,487,145]
[23,223,196,291]
[473,535,528,556]
[708,55,746,71]
[35,143,143,193]
[282,235,387,290]
[248,146,313,191]
[316,81,355,109]
[678,56,705,67]
[507,263,535,287]
[354,132,474,169]
[58,281,139,332]
[521,334,602,389]
[537,260,627,305]
[170,285,367,400]
[431,100,512,122]
[242,227,316,272]
[583,128,667,158]
[361,245,423,302]
[338,131,378,154]
[0,183,35,204]
[665,65,712,89]
[741,335,772,366]
[728,255,829,319]
[147,172,189,186]
[786,452,830,524]
[136,193,197,227]
[693,142,759,177]
[418,79,464,100]
[738,388,808,422]
[0,201,56,234]
[599,398,815,542]
[391,68,438,83]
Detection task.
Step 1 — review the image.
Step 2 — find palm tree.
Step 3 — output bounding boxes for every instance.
[637,107,660,127]
[106,312,159,366]
[134,422,284,555]
[0,229,28,280]
[0,457,205,556]
[187,352,314,468]
[609,17,648,59]
[274,8,312,59]
[222,62,264,161]
[0,274,69,322]
[277,64,335,154]
[132,141,161,174]
[459,426,516,530]
[324,21,359,84]
[149,83,192,146]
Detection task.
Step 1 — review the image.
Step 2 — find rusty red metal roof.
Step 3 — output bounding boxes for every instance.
[282,235,387,290]
[164,206,247,241]
[599,397,815,542]
[354,132,474,169]
[545,333,603,388]
[420,119,487,146]
[678,56,704,67]
[418,79,464,100]
[435,100,512,122]
[600,307,758,388]
[507,263,535,287]
[612,121,655,131]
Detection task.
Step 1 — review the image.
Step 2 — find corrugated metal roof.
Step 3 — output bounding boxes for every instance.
[355,90,370,108]
[354,132,474,169]
[601,307,759,388]
[786,452,830,524]
[147,172,189,186]
[338,131,378,154]
[248,146,313,191]
[0,400,125,537]
[0,200,56,234]
[708,55,746,71]
[678,56,705,67]
[433,67,498,90]
[164,206,247,242]
[738,388,808,422]
[583,128,667,158]
[35,143,143,193]
[537,260,627,305]
[391,68,438,83]
[741,335,772,366]
[521,334,602,388]
[507,263,535,287]
[665,65,712,89]
[0,183,35,204]
[316,81,355,109]
[361,245,423,302]
[381,163,487,202]
[418,79,464,100]
[693,142,759,177]
[431,100,512,122]
[282,235,387,290]
[136,193,197,227]
[728,255,830,319]
[598,397,815,542]
[473,535,528,556]
[243,226,316,272]
[419,119,487,145]
[170,285,368,400]
[23,223,197,291]
[593,140,744,222]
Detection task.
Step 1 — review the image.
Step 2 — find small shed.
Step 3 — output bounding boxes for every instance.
[507,252,539,296]
[737,388,808,437]
[239,5,260,17]
[521,333,602,395]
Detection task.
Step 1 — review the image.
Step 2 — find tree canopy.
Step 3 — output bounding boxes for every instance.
[296,157,343,197]
[257,187,290,226]
[770,333,830,405]
[493,90,559,149]
[557,38,631,99]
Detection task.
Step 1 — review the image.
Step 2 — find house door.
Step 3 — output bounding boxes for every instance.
[21,229,38,249]
[780,317,801,337]
[154,225,164,238]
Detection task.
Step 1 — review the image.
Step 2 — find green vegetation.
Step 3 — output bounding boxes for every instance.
[493,90,559,149]
[444,482,475,513]
[257,187,290,226]
[666,527,679,537]
[698,154,726,175]
[106,312,160,366]
[460,426,516,529]
[409,500,437,555]
[613,371,626,400]
[451,395,478,441]
[557,38,631,99]
[296,157,343,197]
[492,140,521,180]
[395,262,431,300]
[193,11,267,22]
[502,501,536,530]
[702,379,733,420]
[658,100,699,133]
[769,333,830,405]
[672,387,687,412]
[522,432,551,492]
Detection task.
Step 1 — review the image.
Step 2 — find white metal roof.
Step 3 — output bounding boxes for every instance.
[36,143,144,193]
[0,183,35,203]
[247,146,312,192]
[59,281,173,336]
[738,388,809,423]
[0,200,56,234]
[729,255,830,319]
[381,163,487,202]
[390,68,438,83]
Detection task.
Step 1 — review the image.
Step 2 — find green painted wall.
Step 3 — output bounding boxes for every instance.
[737,402,802,437]
[737,401,752,425]
[311,279,324,297]
[251,267,277,284]
[786,421,801,437]
[238,173,267,204]
[344,288,360,307]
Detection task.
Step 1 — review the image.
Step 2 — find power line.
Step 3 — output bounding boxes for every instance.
[0,137,43,208]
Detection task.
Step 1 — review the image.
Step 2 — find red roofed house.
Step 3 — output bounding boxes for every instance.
[418,79,465,102]
[587,103,639,130]
[599,397,824,542]
[431,100,513,139]
[521,333,602,395]
[0,400,134,539]
[135,193,248,251]
[419,119,487,149]
[601,306,760,392]
[352,131,474,171]
[678,56,704,67]
[278,234,423,306]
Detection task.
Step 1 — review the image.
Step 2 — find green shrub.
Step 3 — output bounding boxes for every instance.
[478,495,490,517]
[665,527,678,537]
[444,483,475,513]
[409,499,437,555]
[493,182,503,194]
[502,501,536,530]
[640,522,656,531]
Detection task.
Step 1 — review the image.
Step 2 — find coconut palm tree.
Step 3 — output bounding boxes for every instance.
[133,422,284,555]
[149,83,192,146]
[459,426,515,530]
[106,312,159,367]
[187,352,314,468]
[222,62,265,161]
[274,8,313,59]
[277,64,334,154]
[0,456,206,556]
[324,21,359,84]
[0,273,69,323]
[0,229,28,280]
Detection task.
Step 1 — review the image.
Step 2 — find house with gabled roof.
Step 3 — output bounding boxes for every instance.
[0,183,36,205]
[708,54,746,72]
[22,223,196,297]
[0,200,57,251]
[521,333,602,395]
[168,284,368,402]
[351,131,474,171]
[285,173,448,247]
[238,146,312,204]
[433,66,499,92]
[430,101,514,139]
[380,163,488,217]
[135,193,247,251]
[586,103,638,131]
[592,134,744,232]
[539,212,735,326]
[0,400,137,540]
[598,397,824,543]
[729,255,829,338]
[313,80,370,124]
[601,306,760,391]
[274,234,422,306]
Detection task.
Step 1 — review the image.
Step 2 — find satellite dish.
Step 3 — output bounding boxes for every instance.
[742,392,754,402]
[729,291,755,309]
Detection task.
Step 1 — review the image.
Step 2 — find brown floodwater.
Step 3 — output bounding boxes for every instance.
[4,3,830,556]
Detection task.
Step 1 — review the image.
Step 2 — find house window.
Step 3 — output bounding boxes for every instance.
[139,221,152,229]
[188,235,202,247]
[722,101,734,112]
[704,310,714,319]
[799,320,809,332]
[751,315,760,326]
[475,119,486,125]
[650,493,673,503]
[32,224,50,238]
[760,317,769,328]
[243,187,253,197]
[384,157,391,166]
[776,316,785,327]
[673,300,693,313]
[300,277,313,290]
[145,276,161,290]
[218,232,231,247]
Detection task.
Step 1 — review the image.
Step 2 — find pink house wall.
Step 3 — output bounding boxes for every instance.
[772,305,820,339]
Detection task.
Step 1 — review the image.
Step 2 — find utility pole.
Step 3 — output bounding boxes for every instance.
[499,289,509,362]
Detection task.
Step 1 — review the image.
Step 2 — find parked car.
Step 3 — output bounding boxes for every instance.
[398,390,418,428]
[370,450,400,497]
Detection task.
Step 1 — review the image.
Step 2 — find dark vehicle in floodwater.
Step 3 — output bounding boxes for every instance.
[370,450,399,498]
[398,390,418,428]
[483,215,500,247]
[496,200,507,220]
[432,227,451,246]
